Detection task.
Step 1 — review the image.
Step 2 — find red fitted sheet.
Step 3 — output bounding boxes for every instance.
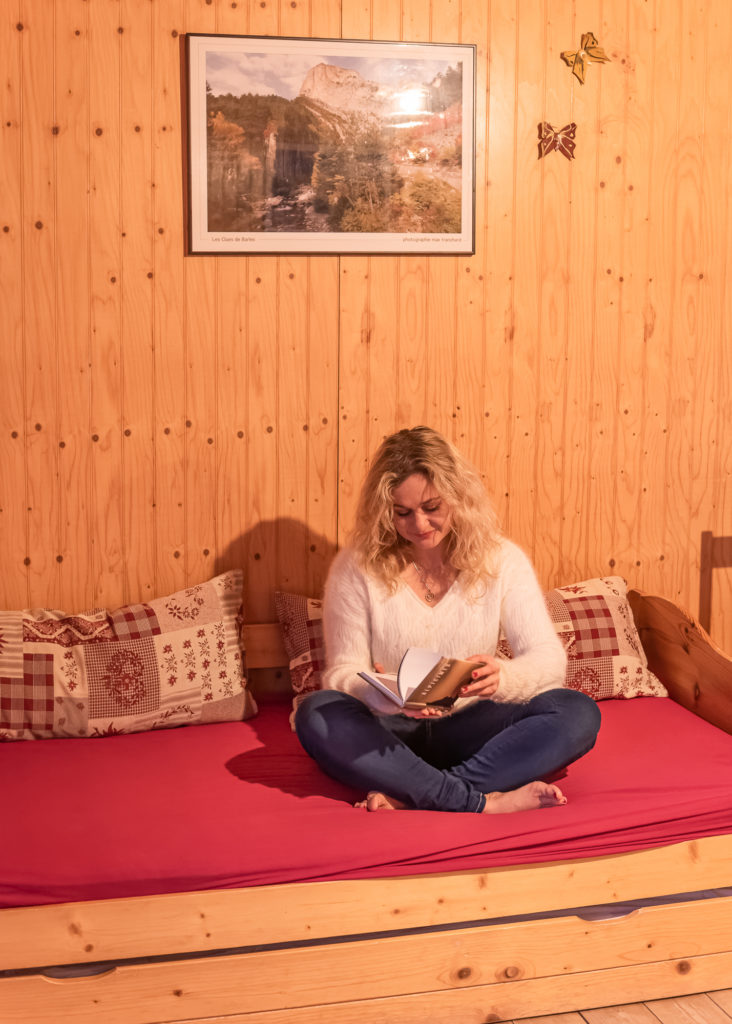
[4,697,732,909]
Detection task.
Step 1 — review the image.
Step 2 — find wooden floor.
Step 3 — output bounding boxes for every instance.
[517,990,732,1023]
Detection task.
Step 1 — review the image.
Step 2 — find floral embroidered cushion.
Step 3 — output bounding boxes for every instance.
[0,570,255,741]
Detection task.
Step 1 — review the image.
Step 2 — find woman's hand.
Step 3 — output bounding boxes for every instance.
[458,654,501,699]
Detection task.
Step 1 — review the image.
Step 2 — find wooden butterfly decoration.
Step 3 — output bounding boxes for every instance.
[538,122,577,161]
[561,31,611,84]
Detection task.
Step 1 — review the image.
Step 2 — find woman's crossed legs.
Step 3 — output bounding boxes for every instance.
[295,687,601,814]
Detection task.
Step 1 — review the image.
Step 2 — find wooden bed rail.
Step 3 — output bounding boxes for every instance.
[628,589,732,735]
[241,623,287,670]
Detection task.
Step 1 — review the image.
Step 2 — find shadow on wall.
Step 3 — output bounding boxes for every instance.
[215,517,338,619]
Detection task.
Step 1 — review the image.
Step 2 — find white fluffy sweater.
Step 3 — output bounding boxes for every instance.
[322,539,567,715]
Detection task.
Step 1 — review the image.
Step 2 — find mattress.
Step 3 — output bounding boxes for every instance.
[4,696,732,909]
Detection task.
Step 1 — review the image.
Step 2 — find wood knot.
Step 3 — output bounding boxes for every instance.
[676,960,691,975]
[456,966,472,980]
[503,965,521,980]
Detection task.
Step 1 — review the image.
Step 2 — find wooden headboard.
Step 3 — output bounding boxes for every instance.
[628,589,732,735]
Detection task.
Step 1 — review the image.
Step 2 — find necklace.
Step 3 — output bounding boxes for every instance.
[412,561,438,603]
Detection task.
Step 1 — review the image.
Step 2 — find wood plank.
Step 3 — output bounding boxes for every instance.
[181,0,218,590]
[336,256,371,546]
[637,0,679,604]
[424,0,459,444]
[644,992,732,1024]
[454,0,487,468]
[88,0,125,608]
[558,0,601,587]
[15,948,729,1024]
[54,0,93,610]
[585,6,624,585]
[532,0,572,587]
[686,0,729,644]
[0,0,28,608]
[505,0,543,561]
[582,1005,660,1023]
[482,0,517,530]
[663,0,703,614]
[121,0,156,603]
[4,895,732,1024]
[611,0,652,588]
[304,254,340,594]
[363,254,398,444]
[22,3,59,607]
[620,0,656,597]
[152,0,187,599]
[244,258,279,621]
[709,990,732,1016]
[4,834,732,971]
[215,255,250,579]
[704,2,732,655]
[277,256,310,597]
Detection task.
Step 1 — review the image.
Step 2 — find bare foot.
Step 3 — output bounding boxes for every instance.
[354,791,407,811]
[482,781,567,814]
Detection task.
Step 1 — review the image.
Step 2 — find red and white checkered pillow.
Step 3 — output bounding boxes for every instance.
[0,571,255,741]
[497,576,667,700]
[274,592,325,723]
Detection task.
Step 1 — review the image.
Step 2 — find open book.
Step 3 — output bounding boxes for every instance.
[358,648,480,709]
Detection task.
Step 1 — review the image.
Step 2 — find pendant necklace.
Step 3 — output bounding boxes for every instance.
[412,561,437,603]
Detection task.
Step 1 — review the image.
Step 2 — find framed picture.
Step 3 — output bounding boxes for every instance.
[185,33,476,256]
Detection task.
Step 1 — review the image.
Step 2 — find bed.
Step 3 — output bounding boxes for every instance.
[1,585,731,1024]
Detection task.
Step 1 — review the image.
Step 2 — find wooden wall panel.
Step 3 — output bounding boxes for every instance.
[483,0,516,531]
[55,1,94,611]
[0,3,27,609]
[152,0,187,600]
[560,0,601,585]
[22,8,58,608]
[121,0,157,603]
[506,0,543,563]
[453,0,487,472]
[88,0,125,608]
[1,0,730,653]
[641,0,677,605]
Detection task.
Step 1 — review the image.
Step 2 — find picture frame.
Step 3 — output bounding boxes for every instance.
[185,33,476,256]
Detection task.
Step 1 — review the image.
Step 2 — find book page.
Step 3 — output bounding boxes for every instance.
[357,670,404,705]
[397,648,442,701]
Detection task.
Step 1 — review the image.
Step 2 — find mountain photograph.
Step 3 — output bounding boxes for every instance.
[204,50,465,236]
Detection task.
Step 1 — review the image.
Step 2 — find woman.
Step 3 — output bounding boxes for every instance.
[295,426,601,814]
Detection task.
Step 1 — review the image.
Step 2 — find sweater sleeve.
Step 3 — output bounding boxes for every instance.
[492,542,567,703]
[321,548,390,708]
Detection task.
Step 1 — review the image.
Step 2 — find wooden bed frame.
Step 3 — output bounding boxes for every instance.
[2,590,731,1024]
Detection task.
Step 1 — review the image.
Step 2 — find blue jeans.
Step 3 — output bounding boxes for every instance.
[295,688,601,813]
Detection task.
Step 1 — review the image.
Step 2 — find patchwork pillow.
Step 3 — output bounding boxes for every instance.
[274,591,324,720]
[0,571,255,741]
[498,576,667,700]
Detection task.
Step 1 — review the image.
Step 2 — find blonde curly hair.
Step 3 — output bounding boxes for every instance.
[350,426,502,593]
